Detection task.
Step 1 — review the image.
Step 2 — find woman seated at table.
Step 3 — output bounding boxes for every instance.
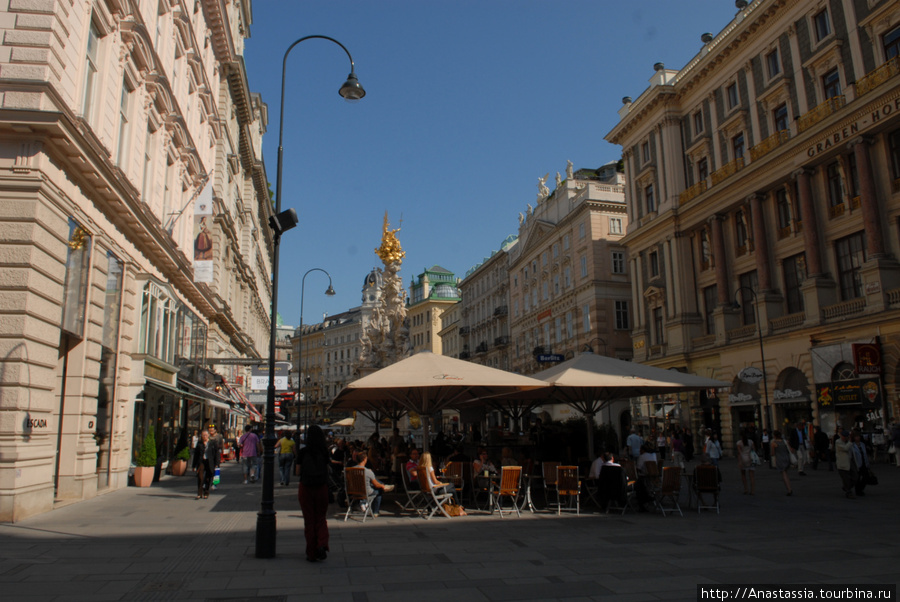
[473,448,498,476]
[418,451,460,505]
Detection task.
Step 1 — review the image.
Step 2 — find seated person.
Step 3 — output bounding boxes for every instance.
[419,451,460,505]
[473,448,498,476]
[446,445,470,463]
[588,452,620,480]
[357,451,393,517]
[636,444,658,476]
[405,447,421,489]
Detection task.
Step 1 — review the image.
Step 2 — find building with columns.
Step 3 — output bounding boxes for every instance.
[606,0,900,449]
[0,0,271,520]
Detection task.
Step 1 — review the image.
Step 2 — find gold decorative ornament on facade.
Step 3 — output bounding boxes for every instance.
[375,212,405,266]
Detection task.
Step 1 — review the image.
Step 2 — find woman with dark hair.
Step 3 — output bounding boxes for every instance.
[192,429,219,500]
[297,425,330,562]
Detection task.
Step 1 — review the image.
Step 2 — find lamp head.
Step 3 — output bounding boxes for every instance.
[339,72,366,102]
[325,284,336,296]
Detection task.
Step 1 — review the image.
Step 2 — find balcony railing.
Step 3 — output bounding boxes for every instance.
[475,342,489,354]
[458,326,469,335]
[797,95,846,133]
[770,312,805,331]
[494,335,510,347]
[727,324,758,340]
[850,195,861,210]
[692,334,717,348]
[828,203,846,219]
[493,305,508,317]
[777,225,791,240]
[749,129,790,162]
[710,156,745,186]
[679,179,708,205]
[822,297,866,319]
[888,288,900,307]
[855,56,900,98]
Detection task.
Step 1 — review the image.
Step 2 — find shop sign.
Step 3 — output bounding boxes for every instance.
[738,366,763,384]
[852,343,882,375]
[537,354,564,362]
[805,98,900,159]
[815,378,881,409]
[774,388,804,400]
[728,392,755,405]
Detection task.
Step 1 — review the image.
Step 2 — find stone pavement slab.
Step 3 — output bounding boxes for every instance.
[0,459,898,601]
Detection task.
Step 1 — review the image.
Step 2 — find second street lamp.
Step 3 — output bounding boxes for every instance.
[257,35,364,560]
[733,286,771,434]
[297,268,336,433]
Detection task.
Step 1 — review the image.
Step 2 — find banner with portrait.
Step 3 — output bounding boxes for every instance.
[193,181,214,283]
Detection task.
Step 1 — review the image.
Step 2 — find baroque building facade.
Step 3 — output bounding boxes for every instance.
[0,0,272,521]
[605,0,900,450]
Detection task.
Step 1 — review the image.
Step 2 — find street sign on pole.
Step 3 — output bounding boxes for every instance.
[251,361,292,391]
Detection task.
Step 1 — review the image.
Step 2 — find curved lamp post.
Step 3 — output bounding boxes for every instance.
[733,286,771,434]
[258,36,364,559]
[297,268,335,433]
[582,337,607,355]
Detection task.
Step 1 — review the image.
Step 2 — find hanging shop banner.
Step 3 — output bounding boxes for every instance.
[193,181,214,283]
[852,343,882,375]
[815,378,881,410]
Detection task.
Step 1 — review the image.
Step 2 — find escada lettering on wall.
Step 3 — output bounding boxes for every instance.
[806,97,900,159]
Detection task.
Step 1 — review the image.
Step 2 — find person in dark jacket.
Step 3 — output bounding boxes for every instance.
[192,429,220,499]
[297,425,331,562]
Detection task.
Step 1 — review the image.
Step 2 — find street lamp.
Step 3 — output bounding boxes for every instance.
[296,268,336,433]
[257,35,365,559]
[733,286,771,434]
[582,337,607,355]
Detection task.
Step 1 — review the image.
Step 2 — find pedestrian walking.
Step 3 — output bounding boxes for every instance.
[789,421,808,475]
[239,424,261,483]
[771,430,793,496]
[835,429,857,498]
[736,429,757,495]
[851,430,870,497]
[297,425,331,563]
[761,428,771,467]
[705,431,723,467]
[192,429,219,500]
[277,430,296,486]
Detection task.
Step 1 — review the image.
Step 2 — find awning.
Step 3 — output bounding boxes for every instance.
[178,377,234,407]
[145,377,183,396]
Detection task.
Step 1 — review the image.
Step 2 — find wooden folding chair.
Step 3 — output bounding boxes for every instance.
[554,465,581,515]
[657,466,683,517]
[343,467,374,522]
[541,461,560,510]
[492,466,522,518]
[694,464,720,515]
[396,463,426,515]
[419,471,453,520]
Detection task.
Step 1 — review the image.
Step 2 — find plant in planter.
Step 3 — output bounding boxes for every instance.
[133,426,157,487]
[170,445,190,476]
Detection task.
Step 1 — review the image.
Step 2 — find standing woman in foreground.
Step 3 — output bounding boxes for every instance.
[297,425,331,562]
[192,429,219,499]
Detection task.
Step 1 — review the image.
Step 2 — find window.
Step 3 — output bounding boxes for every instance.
[139,280,177,363]
[826,162,843,208]
[566,311,574,339]
[693,110,704,135]
[732,132,745,162]
[652,307,664,345]
[555,317,562,345]
[116,80,133,167]
[612,251,626,274]
[703,285,718,335]
[890,129,900,180]
[582,304,591,334]
[700,229,712,269]
[726,82,739,110]
[735,210,748,250]
[835,232,866,300]
[542,252,548,267]
[698,157,709,182]
[579,223,586,239]
[649,251,659,277]
[564,267,571,287]
[641,141,650,163]
[783,253,806,314]
[776,188,792,234]
[609,217,623,235]
[885,26,900,60]
[773,103,789,133]
[524,267,528,280]
[82,21,100,122]
[738,271,758,325]
[645,183,656,213]
[615,300,629,330]
[580,255,588,278]
[542,281,548,300]
[563,234,570,250]
[513,275,518,288]
[766,48,781,79]
[553,275,559,294]
[822,68,841,99]
[61,219,92,338]
[553,243,559,259]
[813,9,831,43]
[847,152,860,200]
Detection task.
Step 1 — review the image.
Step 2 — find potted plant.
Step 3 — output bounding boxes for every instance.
[170,445,190,476]
[133,426,157,487]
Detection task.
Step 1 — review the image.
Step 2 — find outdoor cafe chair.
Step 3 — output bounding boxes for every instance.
[656,466,683,517]
[541,461,560,509]
[419,468,454,520]
[554,465,581,515]
[396,464,426,516]
[517,458,537,512]
[343,467,374,523]
[444,461,466,504]
[492,466,522,518]
[598,465,635,515]
[694,464,721,515]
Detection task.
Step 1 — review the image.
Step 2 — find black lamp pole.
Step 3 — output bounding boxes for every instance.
[734,286,771,434]
[256,36,365,559]
[296,268,335,433]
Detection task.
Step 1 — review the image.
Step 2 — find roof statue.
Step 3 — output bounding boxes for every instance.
[556,171,562,188]
[566,159,574,179]
[537,173,550,203]
[375,212,405,266]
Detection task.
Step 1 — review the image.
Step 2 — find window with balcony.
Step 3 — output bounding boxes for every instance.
[783,253,806,314]
[835,232,866,300]
[813,9,831,43]
[773,103,789,133]
[885,26,900,60]
[766,48,781,79]
[822,68,841,99]
[732,132,745,162]
[698,157,709,182]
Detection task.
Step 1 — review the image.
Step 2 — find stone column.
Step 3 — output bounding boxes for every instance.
[792,168,823,276]
[850,137,885,258]
[748,193,772,290]
[710,214,729,305]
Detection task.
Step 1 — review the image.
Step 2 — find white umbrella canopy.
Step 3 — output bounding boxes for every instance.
[330,351,549,451]
[524,353,728,457]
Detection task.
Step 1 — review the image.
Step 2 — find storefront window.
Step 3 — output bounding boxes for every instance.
[139,280,177,364]
[96,252,124,480]
[61,219,92,338]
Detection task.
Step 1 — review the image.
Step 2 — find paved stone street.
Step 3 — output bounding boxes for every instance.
[1,458,898,601]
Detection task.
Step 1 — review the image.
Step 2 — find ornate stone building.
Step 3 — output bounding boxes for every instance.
[605,0,900,449]
[407,265,460,355]
[0,0,271,520]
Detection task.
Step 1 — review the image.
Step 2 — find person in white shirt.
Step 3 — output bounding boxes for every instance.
[588,452,620,479]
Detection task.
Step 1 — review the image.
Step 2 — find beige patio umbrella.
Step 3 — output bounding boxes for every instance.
[491,352,728,458]
[330,351,549,452]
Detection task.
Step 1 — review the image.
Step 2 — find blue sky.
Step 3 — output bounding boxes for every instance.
[243,0,741,328]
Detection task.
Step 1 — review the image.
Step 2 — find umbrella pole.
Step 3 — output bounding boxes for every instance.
[585,411,596,461]
[421,415,431,454]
